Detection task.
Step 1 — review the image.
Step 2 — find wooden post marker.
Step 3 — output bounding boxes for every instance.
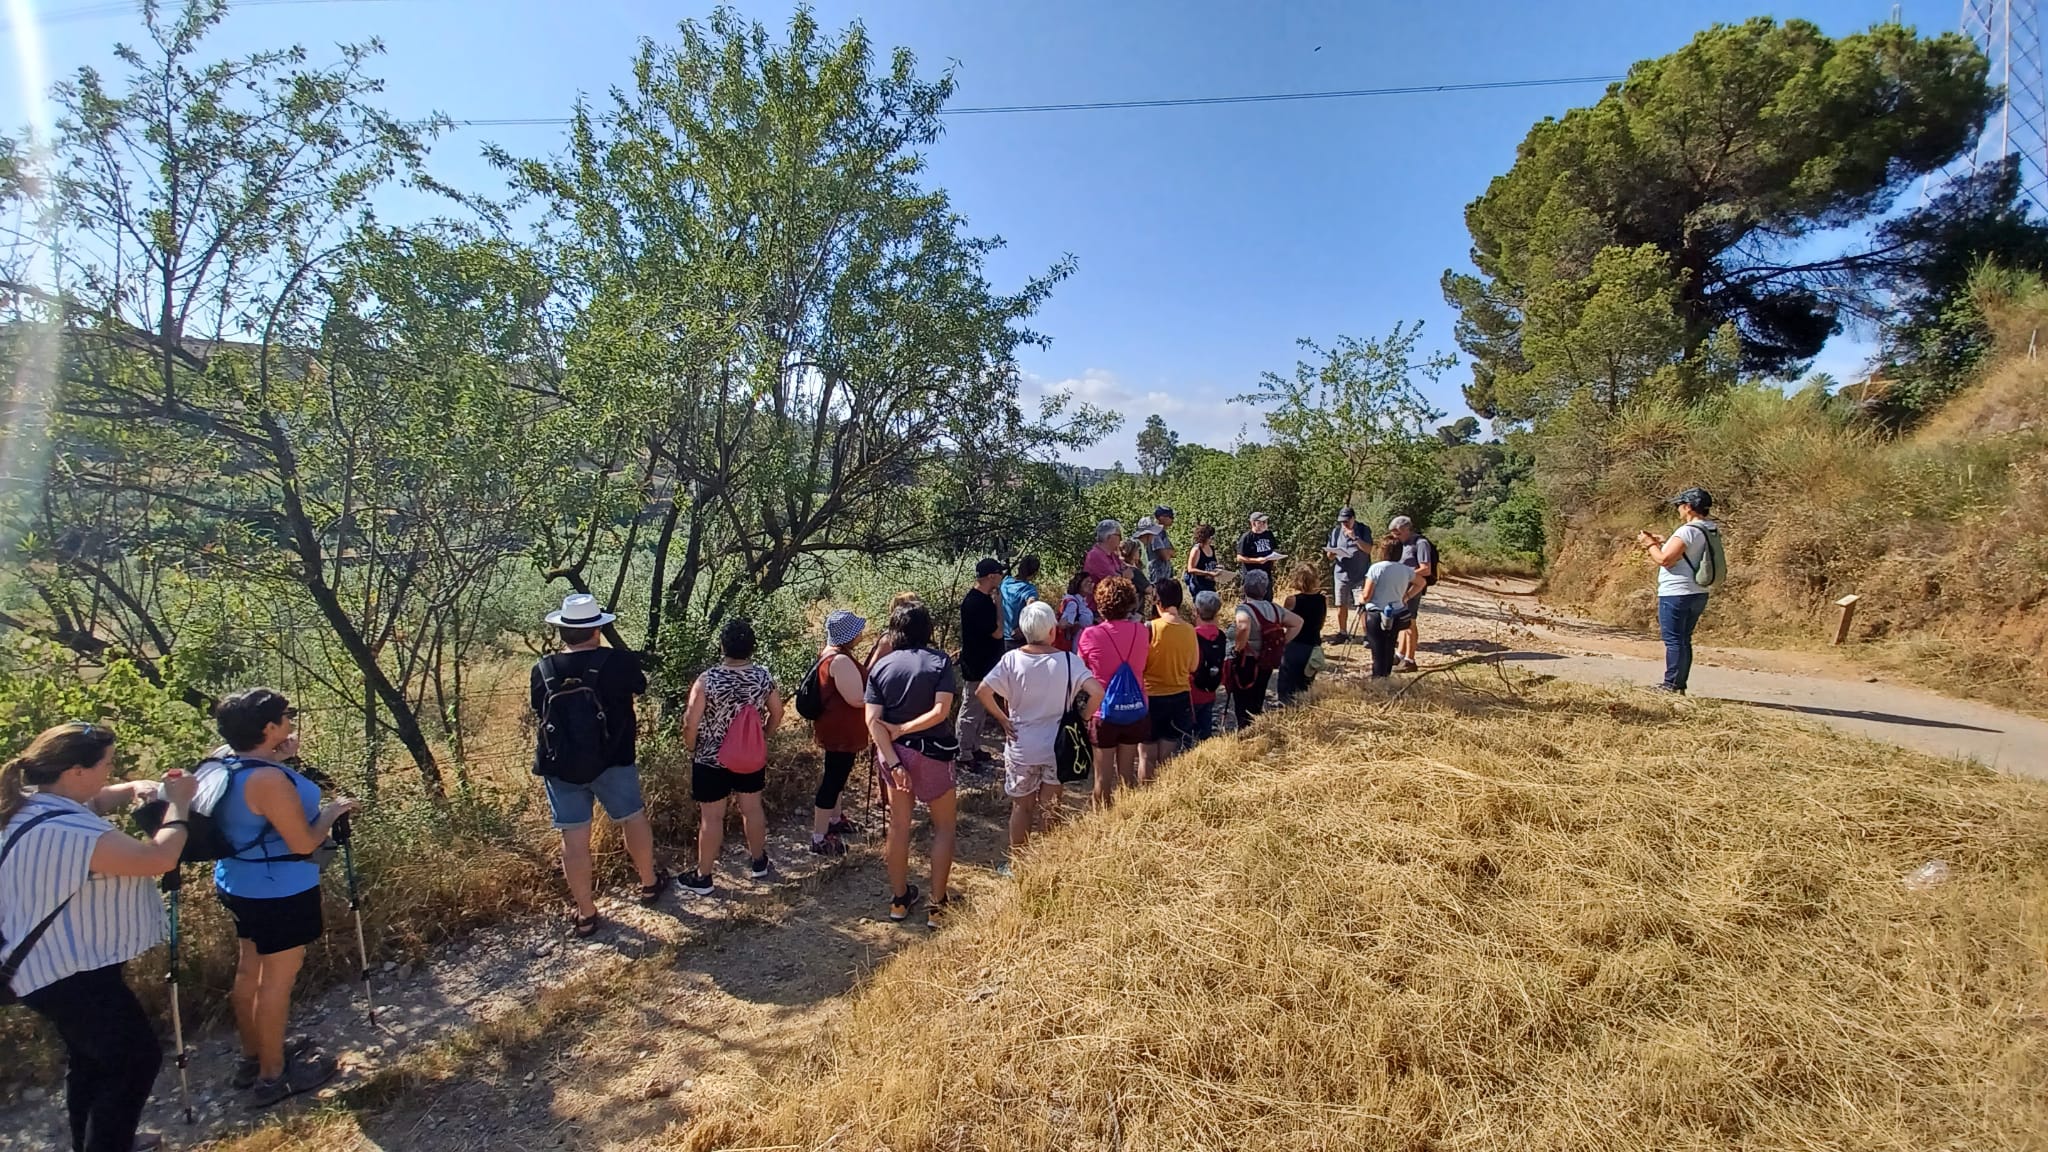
[1832,594,1861,645]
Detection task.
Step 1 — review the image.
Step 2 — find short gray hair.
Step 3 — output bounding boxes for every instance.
[1389,515,1414,533]
[1243,569,1271,599]
[1019,600,1057,645]
[1194,590,1222,620]
[1096,519,1123,542]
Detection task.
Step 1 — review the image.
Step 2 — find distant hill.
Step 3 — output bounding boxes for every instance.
[1054,462,1120,488]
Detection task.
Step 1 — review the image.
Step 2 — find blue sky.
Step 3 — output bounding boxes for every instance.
[5,0,1944,466]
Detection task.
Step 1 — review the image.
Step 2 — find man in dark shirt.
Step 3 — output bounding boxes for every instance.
[1389,516,1438,673]
[1236,511,1280,578]
[1325,506,1373,641]
[530,593,663,932]
[956,558,1006,772]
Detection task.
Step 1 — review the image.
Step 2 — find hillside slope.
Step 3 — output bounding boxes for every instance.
[1545,298,2048,711]
[676,679,2048,1152]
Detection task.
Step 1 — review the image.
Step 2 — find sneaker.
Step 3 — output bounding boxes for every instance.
[995,861,1014,879]
[889,883,921,922]
[1397,658,1419,673]
[809,833,845,857]
[748,853,772,880]
[231,1035,313,1090]
[246,1051,336,1109]
[826,816,860,837]
[925,897,950,930]
[676,871,715,896]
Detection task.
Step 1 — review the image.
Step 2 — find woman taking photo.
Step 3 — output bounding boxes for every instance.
[211,688,355,1106]
[807,610,869,857]
[680,618,784,894]
[865,602,961,928]
[1,722,195,1152]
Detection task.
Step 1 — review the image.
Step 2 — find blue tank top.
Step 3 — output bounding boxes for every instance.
[212,757,322,899]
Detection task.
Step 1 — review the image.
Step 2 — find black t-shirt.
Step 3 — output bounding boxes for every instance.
[530,646,648,770]
[1288,592,1327,642]
[960,587,1003,681]
[1238,530,1277,572]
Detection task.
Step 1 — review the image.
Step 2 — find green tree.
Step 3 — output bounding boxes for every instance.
[1135,414,1181,479]
[1445,18,1990,414]
[495,8,1107,658]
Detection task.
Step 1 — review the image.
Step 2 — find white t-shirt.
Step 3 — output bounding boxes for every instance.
[980,648,1097,769]
[1656,520,1718,597]
[0,796,166,996]
[1363,561,1417,611]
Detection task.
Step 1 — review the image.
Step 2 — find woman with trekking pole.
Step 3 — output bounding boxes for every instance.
[210,688,355,1107]
[0,722,197,1152]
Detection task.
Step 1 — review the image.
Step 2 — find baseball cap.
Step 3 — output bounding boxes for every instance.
[1154,506,1175,519]
[1339,506,1356,520]
[1672,486,1713,512]
[1250,511,1270,524]
[975,557,1007,578]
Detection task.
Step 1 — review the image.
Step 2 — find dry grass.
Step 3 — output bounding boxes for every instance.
[676,677,2048,1152]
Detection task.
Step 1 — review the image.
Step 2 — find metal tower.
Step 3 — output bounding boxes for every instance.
[1962,0,2048,208]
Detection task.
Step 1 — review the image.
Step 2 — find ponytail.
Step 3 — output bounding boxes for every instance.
[1,723,117,825]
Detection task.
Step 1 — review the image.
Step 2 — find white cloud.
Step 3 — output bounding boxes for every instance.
[1019,368,1263,469]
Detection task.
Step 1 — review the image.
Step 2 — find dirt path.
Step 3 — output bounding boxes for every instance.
[0,783,1014,1152]
[1409,577,2048,780]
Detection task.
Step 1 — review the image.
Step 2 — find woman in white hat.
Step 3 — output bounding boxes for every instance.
[807,610,870,856]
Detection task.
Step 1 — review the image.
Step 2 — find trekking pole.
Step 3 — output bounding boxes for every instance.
[160,868,195,1125]
[332,814,377,1026]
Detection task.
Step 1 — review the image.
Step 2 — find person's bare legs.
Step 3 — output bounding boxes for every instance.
[927,788,957,903]
[618,812,657,888]
[736,792,768,861]
[1008,791,1037,851]
[230,939,263,1062]
[1115,744,1140,791]
[1091,746,1117,810]
[1140,739,1177,783]
[1398,619,1419,664]
[559,824,597,918]
[1035,781,1063,834]
[248,945,305,1080]
[885,785,914,900]
[695,799,727,878]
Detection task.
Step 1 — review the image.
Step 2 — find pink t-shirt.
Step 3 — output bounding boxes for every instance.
[1084,546,1123,583]
[1077,619,1150,702]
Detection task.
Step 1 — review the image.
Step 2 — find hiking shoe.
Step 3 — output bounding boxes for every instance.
[889,884,921,923]
[231,1035,313,1090]
[676,871,715,896]
[925,897,951,930]
[246,1051,336,1109]
[826,816,860,837]
[748,853,772,880]
[809,833,845,857]
[1397,658,1419,673]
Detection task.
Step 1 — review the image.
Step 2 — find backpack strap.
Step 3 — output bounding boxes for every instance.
[1,809,84,993]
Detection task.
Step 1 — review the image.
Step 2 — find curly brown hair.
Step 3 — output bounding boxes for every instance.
[1093,576,1138,621]
[1290,563,1322,594]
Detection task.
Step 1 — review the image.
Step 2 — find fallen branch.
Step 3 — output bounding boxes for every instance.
[1390,651,1515,701]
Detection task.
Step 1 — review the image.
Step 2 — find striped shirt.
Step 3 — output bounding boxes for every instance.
[0,795,165,996]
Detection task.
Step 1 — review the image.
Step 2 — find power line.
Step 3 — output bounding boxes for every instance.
[449,74,1623,129]
[9,0,420,31]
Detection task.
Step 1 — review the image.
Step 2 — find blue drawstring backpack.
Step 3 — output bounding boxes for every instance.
[1097,628,1149,726]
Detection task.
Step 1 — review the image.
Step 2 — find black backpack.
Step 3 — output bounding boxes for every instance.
[0,810,73,1006]
[133,754,327,866]
[536,651,613,785]
[1054,654,1092,784]
[1191,629,1226,694]
[793,657,827,722]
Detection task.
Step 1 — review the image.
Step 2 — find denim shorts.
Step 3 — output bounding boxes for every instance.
[542,763,646,829]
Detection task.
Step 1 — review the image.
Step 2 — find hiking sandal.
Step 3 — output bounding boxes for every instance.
[638,869,670,906]
[231,1035,314,1090]
[246,1051,337,1109]
[572,912,602,938]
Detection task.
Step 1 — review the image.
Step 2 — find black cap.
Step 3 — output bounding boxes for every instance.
[1672,487,1713,513]
[1154,506,1174,519]
[975,557,1007,578]
[1339,506,1356,520]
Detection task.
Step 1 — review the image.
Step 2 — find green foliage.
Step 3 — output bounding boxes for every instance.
[1490,487,1548,555]
[1135,415,1182,480]
[1447,17,1991,416]
[0,644,211,774]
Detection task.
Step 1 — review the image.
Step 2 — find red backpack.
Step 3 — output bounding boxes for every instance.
[717,702,767,774]
[1226,601,1286,690]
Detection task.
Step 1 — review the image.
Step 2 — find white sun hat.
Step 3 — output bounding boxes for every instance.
[544,593,616,628]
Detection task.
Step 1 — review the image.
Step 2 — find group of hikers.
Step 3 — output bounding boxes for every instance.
[0,491,1723,1152]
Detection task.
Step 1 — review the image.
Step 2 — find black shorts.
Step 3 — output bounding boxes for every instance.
[220,886,324,955]
[692,759,767,803]
[1149,692,1195,745]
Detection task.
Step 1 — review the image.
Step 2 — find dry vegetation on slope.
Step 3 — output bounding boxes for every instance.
[678,678,2048,1152]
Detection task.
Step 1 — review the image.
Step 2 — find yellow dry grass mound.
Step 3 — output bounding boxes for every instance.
[678,679,2048,1152]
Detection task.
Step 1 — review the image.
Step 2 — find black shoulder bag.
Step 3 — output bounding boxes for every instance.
[0,811,78,1007]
